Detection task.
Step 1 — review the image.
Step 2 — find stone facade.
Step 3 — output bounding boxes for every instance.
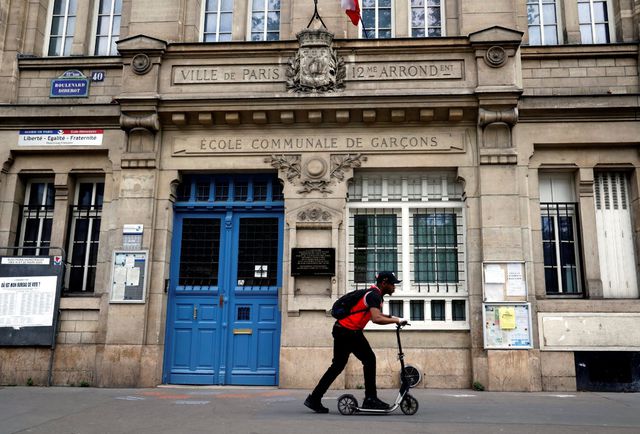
[0,0,639,391]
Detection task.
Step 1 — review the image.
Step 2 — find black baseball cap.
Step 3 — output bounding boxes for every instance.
[376,271,402,285]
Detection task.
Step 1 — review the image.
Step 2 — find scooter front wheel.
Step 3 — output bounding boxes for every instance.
[337,394,358,415]
[400,393,419,415]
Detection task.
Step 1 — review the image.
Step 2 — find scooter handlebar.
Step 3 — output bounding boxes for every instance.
[396,321,410,329]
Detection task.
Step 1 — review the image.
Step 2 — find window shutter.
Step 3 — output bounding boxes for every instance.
[594,172,638,298]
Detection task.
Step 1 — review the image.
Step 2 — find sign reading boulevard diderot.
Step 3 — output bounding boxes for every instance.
[172,128,471,156]
[172,60,464,85]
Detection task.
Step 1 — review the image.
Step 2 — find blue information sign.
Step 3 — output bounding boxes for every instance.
[50,70,90,98]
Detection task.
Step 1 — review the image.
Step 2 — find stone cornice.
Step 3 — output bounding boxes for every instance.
[0,105,121,127]
[518,94,640,121]
[17,56,122,70]
[162,37,473,58]
[521,43,639,59]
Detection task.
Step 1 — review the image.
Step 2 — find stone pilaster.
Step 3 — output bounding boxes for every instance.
[97,35,167,386]
[469,26,541,391]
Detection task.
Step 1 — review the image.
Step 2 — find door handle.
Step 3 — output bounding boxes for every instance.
[193,306,198,320]
[219,294,224,308]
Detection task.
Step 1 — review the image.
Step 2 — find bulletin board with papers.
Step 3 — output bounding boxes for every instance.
[483,303,533,349]
[0,255,64,346]
[482,261,527,302]
[109,251,148,303]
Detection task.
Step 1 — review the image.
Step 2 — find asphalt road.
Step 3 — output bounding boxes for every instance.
[1,386,639,434]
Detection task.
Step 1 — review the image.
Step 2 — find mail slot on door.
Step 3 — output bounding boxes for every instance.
[233,328,253,335]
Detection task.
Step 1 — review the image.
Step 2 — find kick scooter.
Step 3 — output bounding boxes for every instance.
[337,323,421,415]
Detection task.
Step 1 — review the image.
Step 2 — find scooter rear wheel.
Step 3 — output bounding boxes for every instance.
[400,393,419,415]
[337,394,358,415]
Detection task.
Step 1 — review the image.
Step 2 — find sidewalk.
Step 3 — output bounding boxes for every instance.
[1,386,639,434]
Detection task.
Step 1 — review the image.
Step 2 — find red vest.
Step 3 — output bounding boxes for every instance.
[337,285,383,330]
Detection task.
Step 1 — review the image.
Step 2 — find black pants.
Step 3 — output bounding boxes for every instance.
[311,323,377,400]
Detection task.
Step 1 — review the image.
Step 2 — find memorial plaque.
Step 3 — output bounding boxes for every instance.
[291,248,335,276]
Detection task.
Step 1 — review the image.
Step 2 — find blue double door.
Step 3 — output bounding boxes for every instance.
[164,210,283,385]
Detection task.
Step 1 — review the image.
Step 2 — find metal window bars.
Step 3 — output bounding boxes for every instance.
[410,208,464,293]
[540,202,583,294]
[65,205,102,293]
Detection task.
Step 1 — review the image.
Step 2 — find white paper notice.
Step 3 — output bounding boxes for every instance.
[113,266,127,284]
[126,267,140,286]
[0,276,58,327]
[484,283,504,302]
[484,264,505,284]
[506,263,526,297]
[125,256,135,268]
[112,283,125,301]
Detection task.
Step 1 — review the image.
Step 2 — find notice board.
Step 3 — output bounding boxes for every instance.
[0,256,64,346]
[109,251,148,303]
[483,303,533,349]
[482,261,527,302]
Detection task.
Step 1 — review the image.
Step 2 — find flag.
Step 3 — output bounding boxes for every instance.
[341,0,360,26]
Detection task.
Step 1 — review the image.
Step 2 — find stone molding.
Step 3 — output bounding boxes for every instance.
[266,153,367,195]
[484,46,507,68]
[131,53,152,75]
[297,207,332,222]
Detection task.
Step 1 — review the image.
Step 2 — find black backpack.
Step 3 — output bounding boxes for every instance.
[330,289,371,320]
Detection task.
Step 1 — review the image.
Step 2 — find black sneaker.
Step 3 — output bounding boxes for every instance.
[304,394,329,413]
[362,396,391,410]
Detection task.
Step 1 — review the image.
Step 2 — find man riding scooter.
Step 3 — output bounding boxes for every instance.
[304,271,407,413]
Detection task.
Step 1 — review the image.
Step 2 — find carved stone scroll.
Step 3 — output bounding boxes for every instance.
[120,113,160,133]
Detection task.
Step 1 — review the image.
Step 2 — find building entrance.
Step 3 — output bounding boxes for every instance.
[163,175,284,385]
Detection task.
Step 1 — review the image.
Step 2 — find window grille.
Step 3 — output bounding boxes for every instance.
[348,172,463,202]
[250,0,280,41]
[66,181,104,293]
[47,0,77,56]
[236,218,279,288]
[348,172,468,330]
[17,181,55,256]
[411,209,464,293]
[361,0,393,39]
[94,0,121,55]
[176,175,282,205]
[411,0,443,37]
[178,218,221,287]
[540,203,582,294]
[203,0,233,42]
[527,0,559,45]
[237,306,251,321]
[352,210,400,286]
[578,0,610,43]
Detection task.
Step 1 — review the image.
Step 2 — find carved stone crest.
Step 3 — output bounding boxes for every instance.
[287,28,345,93]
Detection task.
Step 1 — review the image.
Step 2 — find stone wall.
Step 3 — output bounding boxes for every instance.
[522,47,639,96]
